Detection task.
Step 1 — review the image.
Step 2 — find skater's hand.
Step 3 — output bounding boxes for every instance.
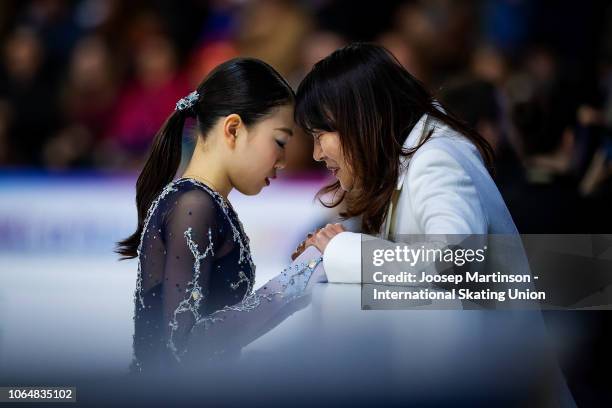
[291,224,345,260]
[291,229,318,261]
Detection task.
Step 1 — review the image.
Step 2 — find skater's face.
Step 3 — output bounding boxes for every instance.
[228,104,294,195]
[312,131,354,192]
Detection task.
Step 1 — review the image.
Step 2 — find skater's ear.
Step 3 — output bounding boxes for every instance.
[222,113,243,149]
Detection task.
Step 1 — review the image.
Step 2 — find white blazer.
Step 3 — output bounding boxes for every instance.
[323,113,519,283]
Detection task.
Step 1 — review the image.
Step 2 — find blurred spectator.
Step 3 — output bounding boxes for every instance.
[20,0,83,78]
[63,35,116,135]
[575,103,612,234]
[297,30,345,79]
[42,35,117,169]
[103,32,189,168]
[471,45,508,85]
[236,0,310,79]
[441,77,503,151]
[0,26,60,165]
[479,0,533,58]
[439,76,521,188]
[500,85,587,233]
[188,41,238,88]
[43,124,93,169]
[187,0,239,87]
[394,0,479,86]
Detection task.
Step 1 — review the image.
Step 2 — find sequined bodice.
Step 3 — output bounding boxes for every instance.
[132,178,255,370]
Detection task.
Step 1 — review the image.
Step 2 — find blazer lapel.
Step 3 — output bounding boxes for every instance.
[381,114,430,239]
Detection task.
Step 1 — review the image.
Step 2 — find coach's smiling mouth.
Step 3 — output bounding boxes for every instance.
[327,166,339,177]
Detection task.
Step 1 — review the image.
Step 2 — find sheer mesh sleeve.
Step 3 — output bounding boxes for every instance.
[185,246,325,363]
[161,189,222,362]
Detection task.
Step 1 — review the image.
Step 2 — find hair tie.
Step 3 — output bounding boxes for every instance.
[175,90,200,114]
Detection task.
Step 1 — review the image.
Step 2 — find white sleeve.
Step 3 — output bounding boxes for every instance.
[322,232,451,284]
[322,231,362,283]
[407,147,487,235]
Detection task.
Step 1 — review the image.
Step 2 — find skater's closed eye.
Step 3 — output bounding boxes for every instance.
[275,127,293,137]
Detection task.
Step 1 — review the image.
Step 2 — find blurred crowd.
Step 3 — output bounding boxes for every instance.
[1,0,612,232]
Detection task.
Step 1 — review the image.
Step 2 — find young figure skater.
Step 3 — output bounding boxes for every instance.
[117,58,323,372]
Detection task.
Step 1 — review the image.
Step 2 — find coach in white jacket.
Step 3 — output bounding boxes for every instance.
[322,112,518,283]
[294,44,576,407]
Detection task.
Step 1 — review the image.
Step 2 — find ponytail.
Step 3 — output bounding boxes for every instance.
[115,110,187,259]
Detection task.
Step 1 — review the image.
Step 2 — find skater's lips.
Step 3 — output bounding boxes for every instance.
[264,173,276,186]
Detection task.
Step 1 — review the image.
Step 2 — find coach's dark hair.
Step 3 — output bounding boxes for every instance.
[295,42,494,235]
[117,58,294,259]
